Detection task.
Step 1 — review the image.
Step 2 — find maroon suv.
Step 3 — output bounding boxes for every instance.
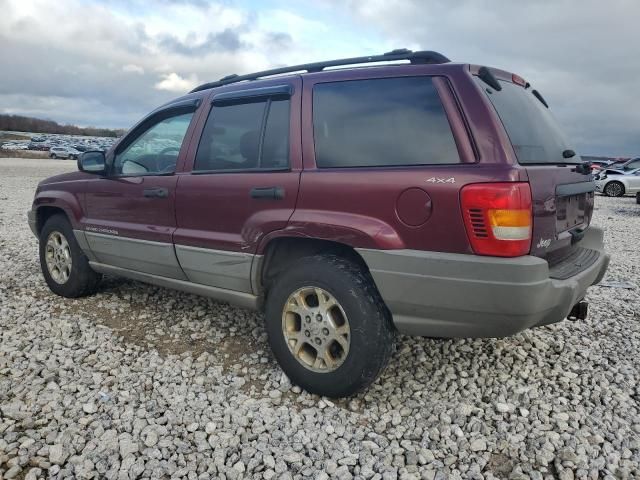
[29,49,609,397]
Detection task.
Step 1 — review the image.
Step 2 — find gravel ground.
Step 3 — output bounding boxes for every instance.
[0,157,638,480]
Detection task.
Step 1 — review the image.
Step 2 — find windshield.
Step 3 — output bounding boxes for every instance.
[476,78,579,164]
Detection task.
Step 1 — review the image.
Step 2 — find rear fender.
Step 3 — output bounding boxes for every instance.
[256,210,404,254]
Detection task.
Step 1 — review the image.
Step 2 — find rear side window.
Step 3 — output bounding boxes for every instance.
[194,98,290,171]
[476,78,575,164]
[312,77,460,168]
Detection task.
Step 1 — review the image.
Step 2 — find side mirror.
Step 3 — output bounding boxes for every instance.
[78,151,106,174]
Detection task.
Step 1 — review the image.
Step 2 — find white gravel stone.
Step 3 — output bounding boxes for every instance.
[0,157,639,479]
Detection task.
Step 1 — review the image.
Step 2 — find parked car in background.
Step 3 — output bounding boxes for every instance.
[49,146,80,159]
[28,49,609,397]
[28,142,50,151]
[589,159,614,172]
[617,157,640,172]
[595,168,640,197]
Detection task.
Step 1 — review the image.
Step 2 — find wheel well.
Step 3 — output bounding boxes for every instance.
[35,206,67,236]
[260,237,369,292]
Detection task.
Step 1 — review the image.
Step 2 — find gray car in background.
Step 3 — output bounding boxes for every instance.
[49,146,80,159]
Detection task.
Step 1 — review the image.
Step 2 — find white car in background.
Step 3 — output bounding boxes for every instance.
[595,168,640,197]
[48,146,80,159]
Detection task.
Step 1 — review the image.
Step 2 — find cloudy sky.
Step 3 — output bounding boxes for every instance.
[0,0,638,156]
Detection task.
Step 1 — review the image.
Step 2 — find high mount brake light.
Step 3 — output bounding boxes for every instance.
[461,183,533,257]
[512,73,528,88]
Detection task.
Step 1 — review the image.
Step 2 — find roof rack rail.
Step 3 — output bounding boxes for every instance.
[190,49,450,93]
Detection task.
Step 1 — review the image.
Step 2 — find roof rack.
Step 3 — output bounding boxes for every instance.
[190,48,450,93]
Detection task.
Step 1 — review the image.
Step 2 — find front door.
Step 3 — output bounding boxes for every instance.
[84,106,199,279]
[174,80,302,293]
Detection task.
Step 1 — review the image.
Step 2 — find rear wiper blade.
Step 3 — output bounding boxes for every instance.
[532,89,549,108]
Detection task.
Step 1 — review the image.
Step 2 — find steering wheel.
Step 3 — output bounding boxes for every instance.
[158,147,180,156]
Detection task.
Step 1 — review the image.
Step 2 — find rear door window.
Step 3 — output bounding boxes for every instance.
[312,77,460,168]
[476,78,575,165]
[194,98,290,171]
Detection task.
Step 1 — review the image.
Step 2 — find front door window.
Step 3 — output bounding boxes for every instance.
[113,112,194,175]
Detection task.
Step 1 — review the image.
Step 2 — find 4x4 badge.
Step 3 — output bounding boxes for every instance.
[426,177,455,184]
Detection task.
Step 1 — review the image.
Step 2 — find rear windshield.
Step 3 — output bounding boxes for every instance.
[476,78,578,164]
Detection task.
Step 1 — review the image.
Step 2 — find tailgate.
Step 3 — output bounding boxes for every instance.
[473,70,596,262]
[526,166,595,258]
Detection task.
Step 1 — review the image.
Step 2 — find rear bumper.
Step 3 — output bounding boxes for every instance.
[357,227,609,338]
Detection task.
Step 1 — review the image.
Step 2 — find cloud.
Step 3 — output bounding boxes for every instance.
[157,28,244,56]
[331,0,640,156]
[154,72,199,93]
[0,0,636,156]
[122,64,145,74]
[0,0,331,128]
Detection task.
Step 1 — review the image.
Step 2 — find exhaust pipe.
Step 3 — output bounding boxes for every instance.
[567,301,588,321]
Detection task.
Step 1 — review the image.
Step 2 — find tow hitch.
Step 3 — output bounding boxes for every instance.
[568,301,588,321]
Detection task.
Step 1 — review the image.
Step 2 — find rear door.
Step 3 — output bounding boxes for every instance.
[474,74,595,259]
[173,79,302,293]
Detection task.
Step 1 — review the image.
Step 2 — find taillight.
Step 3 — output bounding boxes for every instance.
[461,182,532,257]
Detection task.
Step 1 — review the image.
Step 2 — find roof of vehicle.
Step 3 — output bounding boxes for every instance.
[190,49,452,94]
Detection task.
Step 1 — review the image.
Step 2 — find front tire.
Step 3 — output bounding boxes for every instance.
[39,214,101,297]
[604,181,625,197]
[265,254,395,397]
[50,154,56,159]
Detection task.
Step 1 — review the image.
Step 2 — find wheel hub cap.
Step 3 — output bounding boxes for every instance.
[45,231,72,284]
[281,287,350,373]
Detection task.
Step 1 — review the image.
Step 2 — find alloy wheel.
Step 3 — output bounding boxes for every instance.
[281,286,350,373]
[45,231,72,284]
[605,182,623,197]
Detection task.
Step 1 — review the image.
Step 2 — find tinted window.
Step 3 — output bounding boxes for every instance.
[477,78,575,164]
[312,77,460,168]
[261,100,290,169]
[194,98,290,171]
[114,112,193,175]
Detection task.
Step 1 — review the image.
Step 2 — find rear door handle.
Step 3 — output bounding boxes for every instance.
[250,187,285,200]
[143,187,169,198]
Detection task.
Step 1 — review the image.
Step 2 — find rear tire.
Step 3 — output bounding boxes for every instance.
[39,214,101,297]
[636,192,640,204]
[265,254,395,397]
[604,181,625,197]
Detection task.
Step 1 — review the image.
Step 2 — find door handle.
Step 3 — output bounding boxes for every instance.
[143,187,169,198]
[250,187,285,200]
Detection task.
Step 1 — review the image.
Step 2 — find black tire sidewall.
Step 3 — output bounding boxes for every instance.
[39,215,99,297]
[265,255,394,397]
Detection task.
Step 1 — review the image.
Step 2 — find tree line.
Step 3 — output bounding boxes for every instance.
[0,114,126,138]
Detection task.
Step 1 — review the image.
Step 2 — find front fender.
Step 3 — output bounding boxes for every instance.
[32,186,85,231]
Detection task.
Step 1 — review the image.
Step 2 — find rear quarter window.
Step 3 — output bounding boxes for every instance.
[312,77,460,168]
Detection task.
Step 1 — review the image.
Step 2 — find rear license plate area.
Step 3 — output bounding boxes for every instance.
[556,194,587,232]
